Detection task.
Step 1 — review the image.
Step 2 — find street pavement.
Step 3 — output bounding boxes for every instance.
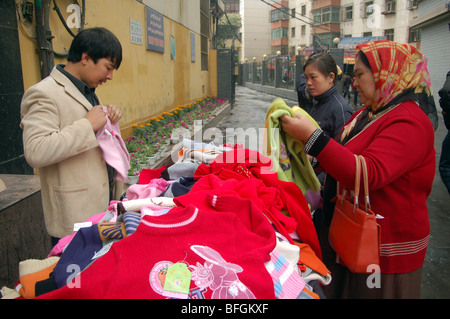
[215,85,450,299]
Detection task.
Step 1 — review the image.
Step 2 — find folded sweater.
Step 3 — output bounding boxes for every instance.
[38,204,277,299]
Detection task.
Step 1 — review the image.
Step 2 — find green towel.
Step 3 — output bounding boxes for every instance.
[264,98,321,194]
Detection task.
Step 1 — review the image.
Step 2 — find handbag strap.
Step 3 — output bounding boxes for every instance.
[335,155,372,214]
[358,155,372,213]
[353,154,361,209]
[336,154,360,200]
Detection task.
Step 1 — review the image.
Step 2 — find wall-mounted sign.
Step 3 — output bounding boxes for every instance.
[191,32,195,62]
[170,35,176,60]
[130,19,142,45]
[146,7,164,53]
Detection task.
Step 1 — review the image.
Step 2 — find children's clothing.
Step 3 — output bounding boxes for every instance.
[264,99,321,195]
[16,257,60,299]
[96,106,130,182]
[138,166,167,184]
[126,178,170,200]
[38,203,277,299]
[193,149,321,258]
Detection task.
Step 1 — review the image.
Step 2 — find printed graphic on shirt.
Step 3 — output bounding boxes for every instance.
[190,245,256,299]
[149,261,172,295]
[279,140,291,171]
[148,245,255,299]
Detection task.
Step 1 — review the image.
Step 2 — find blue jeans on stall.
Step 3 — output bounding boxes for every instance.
[439,131,450,194]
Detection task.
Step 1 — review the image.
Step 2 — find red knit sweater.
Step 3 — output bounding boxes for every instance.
[317,101,435,273]
[38,203,277,299]
[194,149,321,258]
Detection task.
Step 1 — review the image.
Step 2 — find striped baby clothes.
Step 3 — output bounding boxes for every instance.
[265,249,305,299]
[123,212,141,236]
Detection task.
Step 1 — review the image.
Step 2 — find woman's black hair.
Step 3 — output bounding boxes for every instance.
[303,53,342,84]
[67,27,123,69]
[356,50,371,70]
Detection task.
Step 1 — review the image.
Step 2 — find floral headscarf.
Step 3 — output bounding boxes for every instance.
[340,40,438,144]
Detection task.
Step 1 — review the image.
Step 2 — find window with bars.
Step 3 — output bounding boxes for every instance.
[271,8,290,22]
[313,6,340,25]
[409,28,421,42]
[271,27,289,40]
[384,29,394,41]
[385,0,396,13]
[364,1,374,18]
[223,0,239,13]
[345,6,353,21]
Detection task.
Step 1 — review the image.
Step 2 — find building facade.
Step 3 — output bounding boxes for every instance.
[410,0,450,106]
[286,0,421,55]
[339,0,418,42]
[13,0,222,140]
[270,0,290,55]
[240,0,272,62]
[288,0,315,55]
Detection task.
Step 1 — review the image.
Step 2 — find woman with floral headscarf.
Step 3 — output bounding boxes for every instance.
[281,41,438,299]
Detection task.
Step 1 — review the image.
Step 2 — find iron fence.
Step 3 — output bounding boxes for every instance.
[240,55,304,92]
[239,49,345,95]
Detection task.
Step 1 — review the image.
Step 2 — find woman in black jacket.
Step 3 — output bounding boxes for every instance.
[301,53,354,235]
[439,71,450,193]
[303,53,354,140]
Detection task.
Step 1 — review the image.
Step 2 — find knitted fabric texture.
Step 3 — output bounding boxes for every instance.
[126,178,170,200]
[17,257,60,299]
[37,204,277,299]
[161,161,200,180]
[96,106,130,183]
[138,166,167,184]
[193,149,321,258]
[265,249,305,299]
[264,98,321,194]
[123,212,141,236]
[52,224,103,288]
[97,222,126,242]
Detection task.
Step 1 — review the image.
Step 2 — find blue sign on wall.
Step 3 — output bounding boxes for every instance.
[146,7,164,53]
[191,32,195,62]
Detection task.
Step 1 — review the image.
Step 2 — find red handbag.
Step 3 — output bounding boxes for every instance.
[329,155,381,273]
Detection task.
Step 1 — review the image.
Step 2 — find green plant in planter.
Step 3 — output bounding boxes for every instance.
[125,137,142,154]
[133,151,147,166]
[128,96,229,151]
[143,133,160,148]
[128,157,141,176]
[143,145,156,157]
[145,121,161,133]
[133,126,147,139]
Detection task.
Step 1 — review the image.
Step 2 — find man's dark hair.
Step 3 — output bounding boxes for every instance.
[67,27,122,69]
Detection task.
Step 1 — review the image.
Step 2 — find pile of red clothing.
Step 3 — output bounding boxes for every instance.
[2,146,331,300]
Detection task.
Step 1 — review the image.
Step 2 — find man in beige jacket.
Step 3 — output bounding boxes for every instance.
[20,28,124,245]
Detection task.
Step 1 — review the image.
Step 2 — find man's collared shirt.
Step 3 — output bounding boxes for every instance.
[56,64,98,106]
